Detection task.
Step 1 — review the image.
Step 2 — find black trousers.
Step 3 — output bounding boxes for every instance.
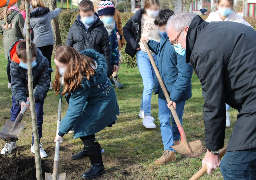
[80,134,95,147]
[7,60,11,83]
[38,45,53,81]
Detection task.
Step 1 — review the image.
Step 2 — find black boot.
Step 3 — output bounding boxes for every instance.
[72,147,88,160]
[82,142,105,179]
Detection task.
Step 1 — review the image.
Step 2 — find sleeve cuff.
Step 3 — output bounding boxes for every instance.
[58,132,65,137]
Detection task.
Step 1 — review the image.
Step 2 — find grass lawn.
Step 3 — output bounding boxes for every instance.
[0,37,236,179]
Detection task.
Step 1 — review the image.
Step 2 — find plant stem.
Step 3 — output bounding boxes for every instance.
[25,1,42,180]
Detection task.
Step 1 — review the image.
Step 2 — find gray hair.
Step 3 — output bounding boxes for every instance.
[167,12,197,32]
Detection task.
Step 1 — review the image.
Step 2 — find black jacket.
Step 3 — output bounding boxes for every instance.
[187,16,256,152]
[66,15,110,70]
[123,9,143,57]
[10,41,50,105]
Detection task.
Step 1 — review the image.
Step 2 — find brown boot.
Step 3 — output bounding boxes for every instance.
[174,140,180,146]
[155,150,176,165]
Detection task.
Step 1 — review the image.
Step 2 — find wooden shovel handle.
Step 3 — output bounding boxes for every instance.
[142,40,187,135]
[189,146,227,180]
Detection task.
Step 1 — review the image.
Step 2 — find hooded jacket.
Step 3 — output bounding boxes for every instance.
[29,7,61,47]
[66,15,110,69]
[9,40,50,105]
[58,49,119,138]
[187,16,256,152]
[123,9,143,57]
[0,10,24,59]
[148,37,193,102]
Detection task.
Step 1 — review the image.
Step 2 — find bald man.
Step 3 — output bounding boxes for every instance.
[167,13,256,179]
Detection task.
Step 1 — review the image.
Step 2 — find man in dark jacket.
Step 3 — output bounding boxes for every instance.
[167,13,256,179]
[1,40,50,158]
[65,0,111,76]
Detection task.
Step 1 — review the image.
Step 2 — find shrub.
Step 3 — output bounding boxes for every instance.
[58,11,74,44]
[120,13,138,67]
[70,12,79,27]
[244,17,256,30]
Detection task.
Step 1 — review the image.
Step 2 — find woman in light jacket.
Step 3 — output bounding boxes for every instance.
[206,0,251,26]
[30,0,61,88]
[206,0,252,127]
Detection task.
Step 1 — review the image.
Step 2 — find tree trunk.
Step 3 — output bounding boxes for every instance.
[61,0,64,7]
[45,0,62,46]
[25,1,42,180]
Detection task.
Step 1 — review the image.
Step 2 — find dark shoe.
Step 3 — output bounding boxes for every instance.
[112,76,123,89]
[82,142,105,179]
[82,163,105,178]
[72,148,88,160]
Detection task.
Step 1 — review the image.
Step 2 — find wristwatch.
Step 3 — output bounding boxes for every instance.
[210,150,219,155]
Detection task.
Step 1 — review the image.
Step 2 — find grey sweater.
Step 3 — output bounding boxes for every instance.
[25,7,61,47]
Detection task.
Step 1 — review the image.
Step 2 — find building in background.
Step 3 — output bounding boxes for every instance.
[130,0,256,17]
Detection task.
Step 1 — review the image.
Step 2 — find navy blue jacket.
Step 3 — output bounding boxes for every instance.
[108,26,119,66]
[148,37,193,102]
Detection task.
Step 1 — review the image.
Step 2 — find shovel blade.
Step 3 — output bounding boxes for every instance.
[172,140,205,158]
[45,173,66,180]
[0,120,26,140]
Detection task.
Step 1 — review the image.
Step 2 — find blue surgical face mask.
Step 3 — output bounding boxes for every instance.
[59,67,66,76]
[218,7,233,17]
[173,43,186,56]
[19,60,37,69]
[81,16,94,25]
[101,16,114,24]
[158,30,167,38]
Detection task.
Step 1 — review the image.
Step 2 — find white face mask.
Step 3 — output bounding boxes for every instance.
[146,9,159,18]
[59,67,66,76]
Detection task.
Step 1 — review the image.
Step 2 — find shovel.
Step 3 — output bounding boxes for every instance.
[142,40,205,158]
[189,146,227,180]
[45,84,66,180]
[0,100,30,140]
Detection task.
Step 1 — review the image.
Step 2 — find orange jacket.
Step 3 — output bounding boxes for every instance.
[113,9,125,50]
[0,0,18,8]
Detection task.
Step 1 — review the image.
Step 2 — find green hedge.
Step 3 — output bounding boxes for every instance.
[58,12,256,68]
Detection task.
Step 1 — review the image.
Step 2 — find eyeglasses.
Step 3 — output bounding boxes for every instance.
[171,29,183,46]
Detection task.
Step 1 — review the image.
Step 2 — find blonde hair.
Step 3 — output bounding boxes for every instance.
[92,0,100,10]
[31,0,46,8]
[19,1,26,12]
[144,0,160,9]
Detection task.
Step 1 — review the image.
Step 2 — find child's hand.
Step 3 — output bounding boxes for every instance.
[116,32,120,41]
[141,37,149,43]
[167,101,176,109]
[54,135,63,143]
[113,65,118,72]
[20,99,30,111]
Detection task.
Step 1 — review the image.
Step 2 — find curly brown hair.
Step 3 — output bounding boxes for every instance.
[53,46,96,96]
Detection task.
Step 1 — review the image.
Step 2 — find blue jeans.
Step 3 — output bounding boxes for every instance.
[11,96,44,144]
[137,50,157,116]
[158,98,185,151]
[220,148,256,180]
[226,104,231,111]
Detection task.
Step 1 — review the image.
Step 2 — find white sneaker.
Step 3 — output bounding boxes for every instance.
[49,82,52,90]
[8,83,11,89]
[139,110,144,119]
[143,116,156,128]
[1,142,16,155]
[226,111,231,127]
[31,143,48,158]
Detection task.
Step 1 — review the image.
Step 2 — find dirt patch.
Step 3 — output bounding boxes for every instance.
[0,153,53,180]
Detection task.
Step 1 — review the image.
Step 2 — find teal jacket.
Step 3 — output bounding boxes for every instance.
[148,37,193,102]
[58,49,119,138]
